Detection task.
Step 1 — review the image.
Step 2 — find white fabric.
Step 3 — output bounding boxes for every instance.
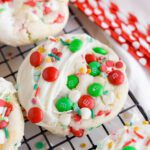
[72,0,150,117]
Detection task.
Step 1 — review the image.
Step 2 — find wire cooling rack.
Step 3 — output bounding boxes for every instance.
[0,7,149,150]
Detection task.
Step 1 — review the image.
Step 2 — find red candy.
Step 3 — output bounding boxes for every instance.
[108,70,125,85]
[115,61,123,68]
[70,127,84,137]
[85,54,97,64]
[106,60,114,67]
[44,6,51,15]
[28,107,43,123]
[0,120,8,129]
[30,51,43,67]
[100,64,107,72]
[42,67,59,82]
[78,95,95,110]
[73,114,81,122]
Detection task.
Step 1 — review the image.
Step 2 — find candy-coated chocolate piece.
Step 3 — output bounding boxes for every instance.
[67,75,79,90]
[93,47,108,55]
[85,54,97,64]
[70,127,84,137]
[81,108,91,120]
[122,146,136,150]
[108,70,125,85]
[116,61,123,68]
[106,60,114,67]
[56,97,73,112]
[30,51,43,67]
[28,107,44,123]
[88,83,104,97]
[42,67,59,82]
[78,95,95,110]
[89,61,101,76]
[69,39,83,52]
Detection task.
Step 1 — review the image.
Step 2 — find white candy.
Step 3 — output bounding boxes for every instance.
[59,114,71,126]
[81,108,91,120]
[102,91,115,105]
[0,129,6,144]
[69,90,81,103]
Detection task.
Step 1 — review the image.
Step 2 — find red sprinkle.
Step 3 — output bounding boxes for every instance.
[123,139,136,147]
[30,51,43,67]
[0,120,8,129]
[70,127,84,137]
[73,114,81,122]
[106,60,114,67]
[146,139,150,146]
[115,61,123,68]
[34,87,40,97]
[54,14,65,23]
[28,107,43,123]
[0,99,7,107]
[85,54,97,64]
[105,110,111,116]
[97,110,105,116]
[5,102,13,117]
[108,70,125,85]
[134,130,144,139]
[78,95,95,110]
[42,67,59,82]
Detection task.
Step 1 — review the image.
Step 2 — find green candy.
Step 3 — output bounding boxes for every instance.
[35,141,45,149]
[56,97,73,112]
[69,39,83,52]
[93,47,108,55]
[88,83,104,97]
[89,61,101,76]
[122,146,136,150]
[67,75,79,90]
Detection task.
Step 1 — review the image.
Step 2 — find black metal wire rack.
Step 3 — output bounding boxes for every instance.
[0,7,149,150]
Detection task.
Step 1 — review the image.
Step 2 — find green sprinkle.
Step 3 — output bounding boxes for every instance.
[93,47,108,55]
[88,127,94,131]
[35,141,45,150]
[91,109,95,119]
[0,8,5,12]
[4,128,9,139]
[5,96,11,102]
[73,103,81,116]
[103,90,109,95]
[48,53,60,61]
[34,84,38,90]
[60,38,70,46]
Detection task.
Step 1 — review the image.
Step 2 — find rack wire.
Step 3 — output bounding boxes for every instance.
[0,7,149,150]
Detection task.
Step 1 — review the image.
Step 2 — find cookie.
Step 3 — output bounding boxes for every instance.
[17,34,128,137]
[0,0,69,46]
[96,122,150,150]
[0,78,24,150]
